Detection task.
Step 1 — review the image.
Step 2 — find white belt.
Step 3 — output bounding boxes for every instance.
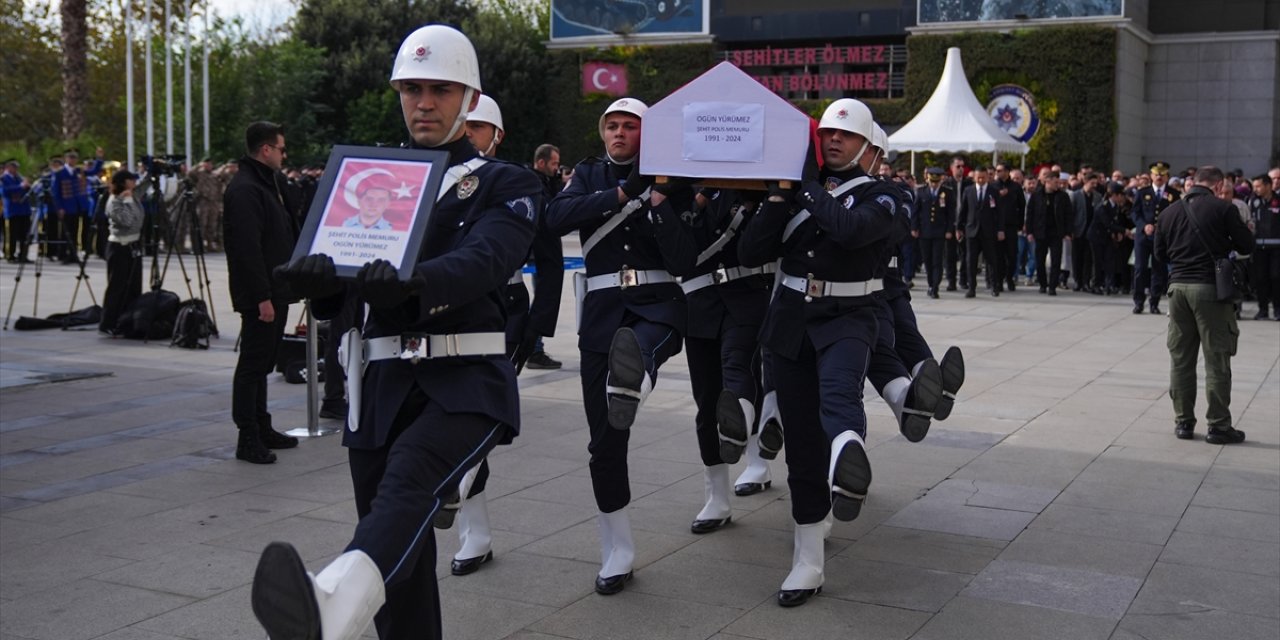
[508,270,524,286]
[365,332,505,363]
[586,268,676,292]
[780,272,883,299]
[681,263,777,294]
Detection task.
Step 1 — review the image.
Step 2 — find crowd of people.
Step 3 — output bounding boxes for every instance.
[878,158,1280,320]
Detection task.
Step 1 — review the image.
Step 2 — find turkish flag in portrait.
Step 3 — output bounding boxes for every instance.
[323,158,432,232]
[582,62,628,97]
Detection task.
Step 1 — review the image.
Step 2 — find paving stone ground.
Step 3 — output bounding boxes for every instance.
[1,251,1277,640]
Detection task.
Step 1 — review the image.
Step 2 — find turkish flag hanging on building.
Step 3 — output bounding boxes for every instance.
[582,62,628,97]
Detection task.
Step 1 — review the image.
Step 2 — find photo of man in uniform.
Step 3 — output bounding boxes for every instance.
[342,180,395,231]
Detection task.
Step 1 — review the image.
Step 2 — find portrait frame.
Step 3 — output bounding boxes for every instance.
[292,145,451,280]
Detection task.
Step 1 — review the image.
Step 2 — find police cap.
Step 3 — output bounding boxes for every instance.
[1107,181,1125,195]
[1149,161,1170,175]
[925,167,945,177]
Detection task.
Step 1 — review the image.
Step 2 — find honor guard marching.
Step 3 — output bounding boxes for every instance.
[2,160,32,263]
[913,167,955,298]
[737,98,900,607]
[1132,161,1180,314]
[680,185,776,532]
[545,97,698,595]
[862,126,962,437]
[252,25,543,640]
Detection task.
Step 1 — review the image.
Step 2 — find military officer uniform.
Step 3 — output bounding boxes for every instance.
[1089,183,1129,294]
[913,169,954,298]
[1132,163,1180,314]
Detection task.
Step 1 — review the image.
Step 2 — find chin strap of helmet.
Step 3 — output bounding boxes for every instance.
[830,140,870,173]
[606,151,636,166]
[443,86,477,145]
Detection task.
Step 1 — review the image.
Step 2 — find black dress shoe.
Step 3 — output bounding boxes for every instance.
[1007,280,1016,291]
[690,516,731,534]
[946,283,957,292]
[450,550,493,576]
[777,586,821,607]
[252,542,319,640]
[1174,421,1195,440]
[964,290,976,298]
[928,288,939,299]
[1205,426,1246,445]
[318,403,348,420]
[1132,303,1144,314]
[1150,302,1161,315]
[595,571,632,595]
[1048,288,1057,296]
[261,426,299,450]
[236,430,277,464]
[992,288,999,297]
[735,481,772,496]
[1255,309,1271,320]
[1039,285,1048,294]
[525,351,562,370]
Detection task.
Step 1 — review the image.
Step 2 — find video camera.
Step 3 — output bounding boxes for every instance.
[142,154,187,177]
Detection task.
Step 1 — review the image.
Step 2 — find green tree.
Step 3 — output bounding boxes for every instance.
[465,0,551,163]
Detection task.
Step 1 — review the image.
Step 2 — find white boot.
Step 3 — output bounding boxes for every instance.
[821,512,834,540]
[451,491,493,576]
[777,521,826,607]
[733,433,773,496]
[595,509,635,594]
[691,464,733,533]
[828,430,872,522]
[756,390,784,460]
[252,543,385,640]
[434,463,482,530]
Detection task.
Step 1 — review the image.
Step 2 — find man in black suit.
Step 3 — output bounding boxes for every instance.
[944,156,972,290]
[993,164,1025,291]
[956,167,1005,297]
[1025,170,1072,295]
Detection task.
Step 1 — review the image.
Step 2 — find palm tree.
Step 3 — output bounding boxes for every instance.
[61,0,88,139]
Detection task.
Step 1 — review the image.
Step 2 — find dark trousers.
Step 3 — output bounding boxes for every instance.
[999,228,1019,286]
[1035,234,1064,290]
[773,318,876,525]
[866,301,909,395]
[582,316,683,513]
[965,231,1000,293]
[945,235,960,287]
[686,319,761,467]
[899,240,915,282]
[347,388,508,640]
[62,215,82,259]
[5,216,31,261]
[1116,237,1134,292]
[920,237,945,291]
[231,308,289,432]
[100,242,141,333]
[1133,235,1167,304]
[1090,238,1116,290]
[1072,237,1092,289]
[1253,247,1280,312]
[888,293,933,369]
[45,214,65,258]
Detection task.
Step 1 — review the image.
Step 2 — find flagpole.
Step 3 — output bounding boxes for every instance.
[184,0,192,164]
[126,1,135,169]
[202,2,210,159]
[146,0,154,159]
[165,0,173,155]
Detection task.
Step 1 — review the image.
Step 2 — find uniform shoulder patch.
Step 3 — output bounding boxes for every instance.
[875,194,897,214]
[842,195,856,209]
[506,196,536,221]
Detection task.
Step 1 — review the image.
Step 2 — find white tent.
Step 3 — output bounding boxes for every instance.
[887,47,1029,171]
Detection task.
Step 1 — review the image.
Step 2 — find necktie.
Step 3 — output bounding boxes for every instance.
[978,187,984,203]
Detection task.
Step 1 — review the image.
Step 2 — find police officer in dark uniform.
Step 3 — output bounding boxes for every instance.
[737,99,898,607]
[1248,173,1279,320]
[1132,161,1180,314]
[545,98,698,595]
[680,185,775,530]
[944,157,972,291]
[913,167,953,298]
[251,25,544,640]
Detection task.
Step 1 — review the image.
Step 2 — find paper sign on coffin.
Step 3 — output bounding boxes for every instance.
[639,61,811,181]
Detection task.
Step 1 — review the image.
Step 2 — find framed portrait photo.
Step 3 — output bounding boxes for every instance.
[292,145,450,280]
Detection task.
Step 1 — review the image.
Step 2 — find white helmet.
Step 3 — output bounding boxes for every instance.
[390,24,482,91]
[391,25,482,145]
[597,97,648,141]
[872,124,888,151]
[818,98,876,170]
[467,94,504,132]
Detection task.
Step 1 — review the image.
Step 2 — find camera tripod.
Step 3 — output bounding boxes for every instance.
[2,191,96,330]
[149,176,220,337]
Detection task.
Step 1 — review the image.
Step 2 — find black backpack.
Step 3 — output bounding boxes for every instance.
[171,299,213,349]
[116,289,181,340]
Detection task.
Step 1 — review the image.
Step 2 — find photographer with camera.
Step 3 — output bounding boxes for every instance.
[2,160,33,263]
[99,170,145,336]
